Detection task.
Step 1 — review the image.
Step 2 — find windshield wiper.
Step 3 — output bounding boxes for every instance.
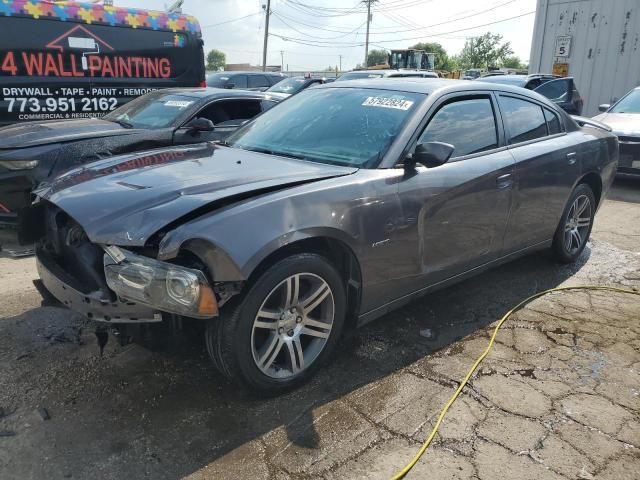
[241,146,306,160]
[110,119,134,129]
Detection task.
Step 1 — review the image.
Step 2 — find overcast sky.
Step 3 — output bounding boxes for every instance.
[122,0,537,70]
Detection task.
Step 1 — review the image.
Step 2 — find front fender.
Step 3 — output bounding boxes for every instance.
[158,225,360,282]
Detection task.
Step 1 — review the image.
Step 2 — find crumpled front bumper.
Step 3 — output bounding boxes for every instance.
[37,252,162,323]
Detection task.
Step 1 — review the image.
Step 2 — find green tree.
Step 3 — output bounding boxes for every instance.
[367,49,388,67]
[501,55,524,69]
[457,33,513,70]
[206,49,226,71]
[410,42,454,71]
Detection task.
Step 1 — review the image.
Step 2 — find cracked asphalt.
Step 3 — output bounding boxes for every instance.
[0,178,639,480]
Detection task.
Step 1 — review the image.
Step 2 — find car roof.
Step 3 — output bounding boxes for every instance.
[321,77,558,99]
[147,87,283,100]
[477,75,528,84]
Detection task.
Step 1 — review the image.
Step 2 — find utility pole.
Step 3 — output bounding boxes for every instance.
[280,50,284,72]
[339,54,343,72]
[363,0,374,68]
[261,0,271,72]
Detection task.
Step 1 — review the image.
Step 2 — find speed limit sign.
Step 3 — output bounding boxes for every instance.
[555,36,572,57]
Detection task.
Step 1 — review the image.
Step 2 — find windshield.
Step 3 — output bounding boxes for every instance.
[464,70,481,78]
[103,93,195,129]
[336,71,384,81]
[227,87,424,168]
[611,89,640,113]
[267,77,308,94]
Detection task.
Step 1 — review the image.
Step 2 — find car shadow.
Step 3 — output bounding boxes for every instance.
[0,247,591,479]
[608,176,640,203]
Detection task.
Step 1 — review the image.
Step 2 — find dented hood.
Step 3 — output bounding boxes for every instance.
[37,143,357,246]
[0,118,141,149]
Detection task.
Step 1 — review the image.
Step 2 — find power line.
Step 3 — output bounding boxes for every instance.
[268,11,535,47]
[201,11,262,29]
[272,11,366,40]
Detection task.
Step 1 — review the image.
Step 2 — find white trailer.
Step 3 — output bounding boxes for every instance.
[529,0,640,116]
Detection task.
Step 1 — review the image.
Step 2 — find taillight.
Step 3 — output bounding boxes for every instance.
[200,80,207,88]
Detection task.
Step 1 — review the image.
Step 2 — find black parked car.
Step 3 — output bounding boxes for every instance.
[476,74,584,115]
[27,79,617,392]
[206,71,287,91]
[0,88,284,254]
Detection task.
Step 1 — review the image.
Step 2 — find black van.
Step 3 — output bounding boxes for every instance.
[0,0,205,126]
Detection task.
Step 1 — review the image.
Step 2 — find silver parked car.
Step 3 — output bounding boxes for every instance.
[593,86,640,175]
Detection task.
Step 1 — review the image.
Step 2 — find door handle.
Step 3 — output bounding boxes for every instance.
[496,173,513,189]
[567,152,577,165]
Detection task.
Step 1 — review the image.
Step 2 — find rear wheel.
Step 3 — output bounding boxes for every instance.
[551,183,595,263]
[206,253,346,392]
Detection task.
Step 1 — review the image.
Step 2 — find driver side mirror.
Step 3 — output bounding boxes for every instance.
[406,141,455,169]
[598,103,610,112]
[185,117,215,133]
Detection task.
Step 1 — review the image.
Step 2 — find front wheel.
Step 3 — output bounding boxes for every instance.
[206,253,346,392]
[551,183,595,263]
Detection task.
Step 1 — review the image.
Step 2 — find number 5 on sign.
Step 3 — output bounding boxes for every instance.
[555,36,572,58]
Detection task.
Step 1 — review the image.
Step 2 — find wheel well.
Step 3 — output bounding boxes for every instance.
[248,237,363,328]
[578,172,602,208]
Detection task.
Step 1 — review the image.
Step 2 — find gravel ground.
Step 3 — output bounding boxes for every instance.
[0,178,638,480]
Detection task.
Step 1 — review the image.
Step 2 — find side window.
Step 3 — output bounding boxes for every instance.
[544,108,561,135]
[500,96,547,144]
[248,75,269,89]
[231,75,248,89]
[268,75,285,86]
[197,100,262,127]
[534,79,571,102]
[418,97,498,158]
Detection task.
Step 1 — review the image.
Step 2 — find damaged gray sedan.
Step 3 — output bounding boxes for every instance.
[23,79,618,392]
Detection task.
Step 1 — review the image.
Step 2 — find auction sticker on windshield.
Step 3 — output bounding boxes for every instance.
[164,100,193,108]
[362,96,414,110]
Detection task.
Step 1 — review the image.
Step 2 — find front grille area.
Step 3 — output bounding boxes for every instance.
[37,203,110,296]
[618,136,640,169]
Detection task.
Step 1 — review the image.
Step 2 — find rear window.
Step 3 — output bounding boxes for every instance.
[207,74,231,87]
[535,80,571,102]
[336,72,384,81]
[500,96,547,144]
[477,76,527,86]
[267,78,307,94]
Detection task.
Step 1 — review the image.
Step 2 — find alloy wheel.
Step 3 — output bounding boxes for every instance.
[250,273,335,378]
[563,194,592,254]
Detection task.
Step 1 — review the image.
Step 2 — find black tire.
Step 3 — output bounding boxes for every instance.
[551,183,596,263]
[205,253,346,393]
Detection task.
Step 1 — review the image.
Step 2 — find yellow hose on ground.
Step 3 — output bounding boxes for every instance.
[391,285,640,480]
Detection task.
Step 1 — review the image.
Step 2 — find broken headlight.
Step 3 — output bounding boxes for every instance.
[103,246,217,318]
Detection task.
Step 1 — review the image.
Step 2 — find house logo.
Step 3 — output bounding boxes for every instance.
[46,24,115,53]
[45,25,115,72]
